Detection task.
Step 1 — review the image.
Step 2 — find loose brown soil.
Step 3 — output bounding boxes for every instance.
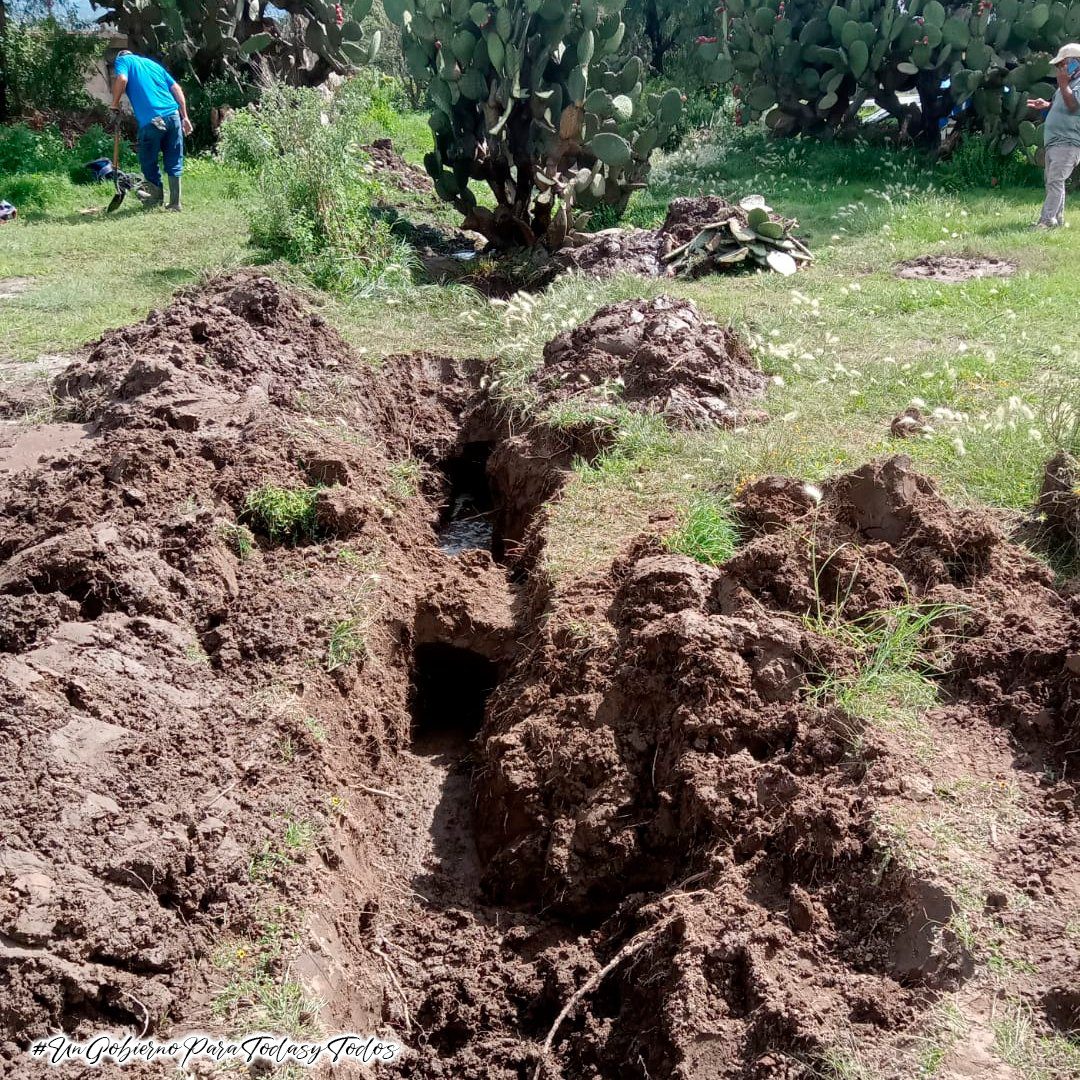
[1,276,1077,1080]
[532,295,769,430]
[364,139,433,194]
[895,255,1017,282]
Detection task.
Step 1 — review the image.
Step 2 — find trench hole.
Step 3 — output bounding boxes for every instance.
[437,442,496,556]
[410,643,498,754]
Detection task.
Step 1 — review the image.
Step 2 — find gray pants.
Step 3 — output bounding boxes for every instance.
[1040,144,1080,225]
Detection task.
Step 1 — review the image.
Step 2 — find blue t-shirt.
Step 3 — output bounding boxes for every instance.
[114,54,178,128]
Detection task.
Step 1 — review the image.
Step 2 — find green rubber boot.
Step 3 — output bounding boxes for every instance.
[140,182,163,209]
[166,175,182,212]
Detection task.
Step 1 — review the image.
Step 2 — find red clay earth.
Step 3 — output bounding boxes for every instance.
[1,277,1078,1080]
[894,255,1017,282]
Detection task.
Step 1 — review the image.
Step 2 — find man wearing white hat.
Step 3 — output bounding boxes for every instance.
[1028,43,1080,228]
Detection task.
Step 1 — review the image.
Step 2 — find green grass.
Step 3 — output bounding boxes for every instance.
[0,158,249,362]
[664,493,740,566]
[807,603,963,753]
[243,483,322,544]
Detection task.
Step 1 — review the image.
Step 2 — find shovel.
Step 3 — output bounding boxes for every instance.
[106,119,127,213]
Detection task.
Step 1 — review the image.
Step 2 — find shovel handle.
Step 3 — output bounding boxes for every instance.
[112,124,121,171]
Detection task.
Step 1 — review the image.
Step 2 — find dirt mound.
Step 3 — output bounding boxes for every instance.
[895,254,1016,281]
[533,295,768,429]
[476,454,1080,1077]
[363,138,432,194]
[0,272,519,1075]
[1039,449,1080,552]
[4,277,1077,1080]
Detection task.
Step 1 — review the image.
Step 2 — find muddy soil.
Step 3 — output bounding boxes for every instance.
[532,295,769,430]
[895,255,1016,282]
[2,276,1078,1080]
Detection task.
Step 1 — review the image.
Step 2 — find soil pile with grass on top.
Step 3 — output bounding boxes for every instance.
[474,454,1080,1078]
[531,295,768,430]
[1039,449,1080,554]
[895,254,1016,282]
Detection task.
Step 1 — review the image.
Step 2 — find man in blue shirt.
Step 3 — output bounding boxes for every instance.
[110,50,194,212]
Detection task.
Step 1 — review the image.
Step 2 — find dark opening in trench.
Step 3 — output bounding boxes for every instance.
[410,644,498,752]
[437,442,495,555]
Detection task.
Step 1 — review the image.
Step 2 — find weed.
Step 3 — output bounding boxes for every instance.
[326,617,367,672]
[303,715,328,744]
[326,563,382,672]
[219,522,255,560]
[243,483,322,544]
[183,643,211,666]
[278,736,296,763]
[664,493,740,566]
[992,1000,1080,1080]
[807,602,964,750]
[249,816,317,881]
[387,458,422,500]
[211,916,323,1037]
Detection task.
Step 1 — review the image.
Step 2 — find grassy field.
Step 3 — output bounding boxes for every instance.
[2,110,1077,556]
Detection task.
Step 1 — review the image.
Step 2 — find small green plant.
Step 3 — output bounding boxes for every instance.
[326,617,367,672]
[219,522,255,560]
[664,493,740,566]
[212,916,324,1037]
[387,458,421,500]
[249,816,318,881]
[243,483,321,544]
[303,715,328,744]
[184,642,211,666]
[807,602,965,749]
[992,1000,1080,1080]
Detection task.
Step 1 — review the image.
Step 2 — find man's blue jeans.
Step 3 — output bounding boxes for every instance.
[136,111,183,188]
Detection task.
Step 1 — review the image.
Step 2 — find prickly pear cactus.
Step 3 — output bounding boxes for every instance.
[91,0,381,89]
[699,0,1077,150]
[383,0,683,248]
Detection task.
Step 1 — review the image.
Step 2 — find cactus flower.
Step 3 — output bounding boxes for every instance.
[696,35,719,43]
[334,2,343,26]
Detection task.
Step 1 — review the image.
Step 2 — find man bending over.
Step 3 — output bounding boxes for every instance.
[110,50,193,212]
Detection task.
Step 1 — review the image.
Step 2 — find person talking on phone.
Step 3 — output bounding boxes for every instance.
[1028,44,1080,228]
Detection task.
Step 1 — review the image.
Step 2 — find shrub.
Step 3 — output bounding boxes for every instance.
[0,124,68,174]
[219,80,413,294]
[0,172,66,213]
[938,134,1042,191]
[383,0,683,248]
[1,17,102,116]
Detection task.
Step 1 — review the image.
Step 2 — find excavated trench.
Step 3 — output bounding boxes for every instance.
[5,276,1079,1080]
